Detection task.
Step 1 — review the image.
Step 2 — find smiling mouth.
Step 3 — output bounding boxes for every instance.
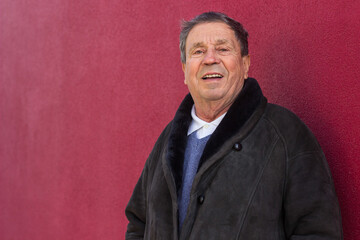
[202,73,223,80]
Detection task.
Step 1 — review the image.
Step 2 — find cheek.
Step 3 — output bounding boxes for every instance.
[230,60,244,76]
[187,59,201,73]
[184,65,195,85]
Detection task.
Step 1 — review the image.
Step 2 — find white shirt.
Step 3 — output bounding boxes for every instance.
[187,105,227,139]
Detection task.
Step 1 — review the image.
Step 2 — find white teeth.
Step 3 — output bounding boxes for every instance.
[203,74,222,78]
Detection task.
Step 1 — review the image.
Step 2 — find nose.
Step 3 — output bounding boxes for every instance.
[202,49,220,65]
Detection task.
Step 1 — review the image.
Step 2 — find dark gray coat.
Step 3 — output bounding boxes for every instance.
[126,78,343,240]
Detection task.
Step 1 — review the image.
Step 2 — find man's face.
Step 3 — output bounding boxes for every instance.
[182,22,250,109]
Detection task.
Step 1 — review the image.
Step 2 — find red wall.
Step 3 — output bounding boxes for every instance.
[1,0,359,239]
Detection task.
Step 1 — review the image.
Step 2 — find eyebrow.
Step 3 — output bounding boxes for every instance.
[188,39,231,52]
[189,42,204,52]
[214,39,230,45]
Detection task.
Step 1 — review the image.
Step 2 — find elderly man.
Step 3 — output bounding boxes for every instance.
[125,12,343,239]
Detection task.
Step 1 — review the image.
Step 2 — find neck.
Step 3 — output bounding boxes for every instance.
[194,100,232,122]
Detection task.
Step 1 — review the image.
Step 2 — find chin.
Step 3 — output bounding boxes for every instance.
[201,92,226,102]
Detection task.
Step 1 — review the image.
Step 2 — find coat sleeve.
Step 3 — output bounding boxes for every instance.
[125,164,148,240]
[125,123,172,240]
[283,150,343,239]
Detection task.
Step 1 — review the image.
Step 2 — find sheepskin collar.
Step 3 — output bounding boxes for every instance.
[166,78,266,190]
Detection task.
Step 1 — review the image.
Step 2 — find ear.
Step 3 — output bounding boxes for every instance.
[242,55,250,79]
[182,63,187,85]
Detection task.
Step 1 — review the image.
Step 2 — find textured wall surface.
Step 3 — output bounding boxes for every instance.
[1,0,359,239]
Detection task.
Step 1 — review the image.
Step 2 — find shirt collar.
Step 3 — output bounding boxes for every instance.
[187,105,226,138]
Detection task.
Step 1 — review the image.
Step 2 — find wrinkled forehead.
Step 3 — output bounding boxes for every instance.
[185,22,239,50]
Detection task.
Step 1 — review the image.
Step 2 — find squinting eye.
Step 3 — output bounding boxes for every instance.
[219,48,228,52]
[194,50,204,54]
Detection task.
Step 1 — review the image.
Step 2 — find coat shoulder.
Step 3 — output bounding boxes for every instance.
[263,103,322,158]
[143,121,173,169]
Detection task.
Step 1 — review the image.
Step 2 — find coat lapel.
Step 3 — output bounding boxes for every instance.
[165,78,267,193]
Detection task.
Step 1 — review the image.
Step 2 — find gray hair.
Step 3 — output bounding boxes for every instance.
[180,12,249,63]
